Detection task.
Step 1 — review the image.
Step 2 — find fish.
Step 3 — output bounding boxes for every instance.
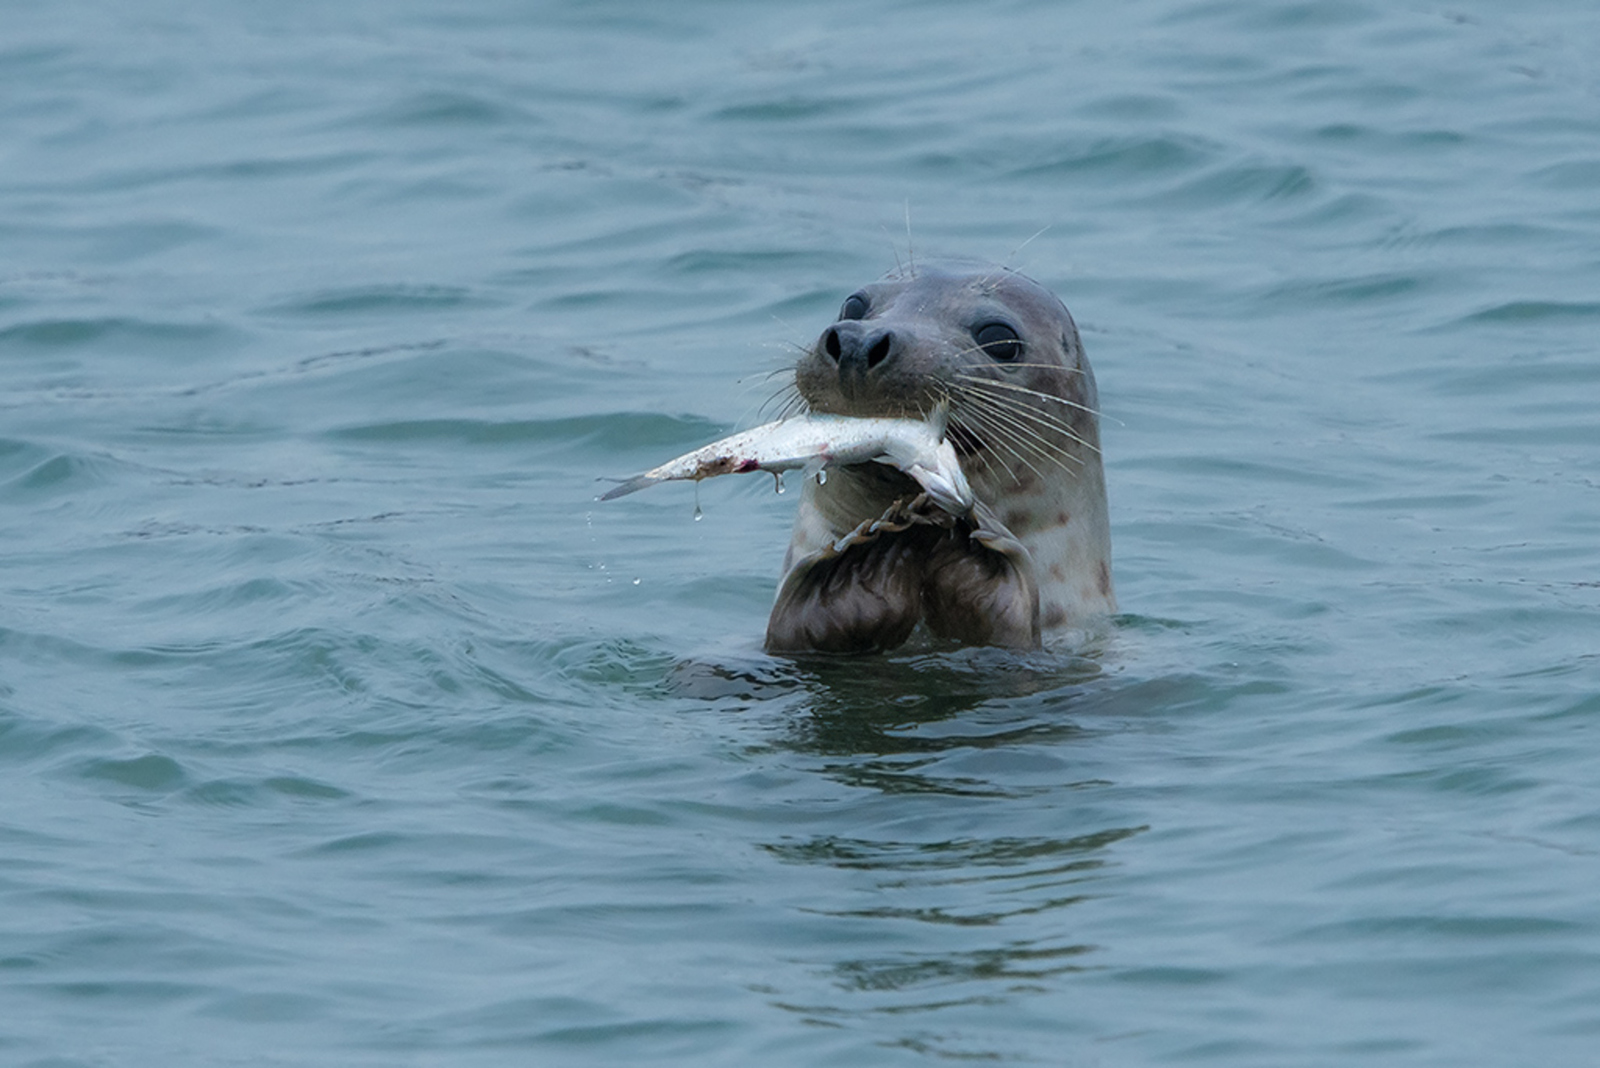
[598,410,974,516]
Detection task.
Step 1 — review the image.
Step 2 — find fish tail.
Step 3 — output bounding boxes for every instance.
[597,474,659,501]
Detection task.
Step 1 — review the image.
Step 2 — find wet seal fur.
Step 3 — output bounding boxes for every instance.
[767,262,1114,653]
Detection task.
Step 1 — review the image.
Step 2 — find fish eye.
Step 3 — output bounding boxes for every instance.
[974,321,1023,362]
[838,292,870,321]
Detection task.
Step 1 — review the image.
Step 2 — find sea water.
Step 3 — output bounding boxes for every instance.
[4,1,1600,1064]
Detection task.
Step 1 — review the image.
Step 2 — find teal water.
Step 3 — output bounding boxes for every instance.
[4,1,1600,1064]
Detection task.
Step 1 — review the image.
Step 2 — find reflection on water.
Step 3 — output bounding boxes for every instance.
[765,827,1144,876]
[733,651,1147,1037]
[672,642,1104,753]
[831,941,1098,992]
[667,636,1147,1046]
[761,825,1145,1044]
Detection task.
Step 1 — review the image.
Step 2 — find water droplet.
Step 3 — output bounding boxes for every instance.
[693,483,703,520]
[632,578,641,585]
[816,468,828,485]
[773,472,785,495]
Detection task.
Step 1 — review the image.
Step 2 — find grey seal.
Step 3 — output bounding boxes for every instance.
[766,262,1115,653]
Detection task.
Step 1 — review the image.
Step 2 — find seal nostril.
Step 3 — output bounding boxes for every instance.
[865,332,893,370]
[823,328,842,361]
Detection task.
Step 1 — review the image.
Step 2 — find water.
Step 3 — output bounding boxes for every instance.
[4,1,1600,1064]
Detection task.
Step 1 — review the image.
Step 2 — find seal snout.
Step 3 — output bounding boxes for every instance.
[822,321,897,372]
[819,320,909,407]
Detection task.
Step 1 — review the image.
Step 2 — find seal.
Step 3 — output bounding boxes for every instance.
[765,262,1115,653]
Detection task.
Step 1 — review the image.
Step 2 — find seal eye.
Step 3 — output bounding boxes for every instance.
[838,293,870,321]
[974,322,1023,362]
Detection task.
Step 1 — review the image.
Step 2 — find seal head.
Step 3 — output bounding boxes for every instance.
[767,262,1115,653]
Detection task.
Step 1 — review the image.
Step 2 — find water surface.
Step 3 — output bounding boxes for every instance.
[4,1,1600,1064]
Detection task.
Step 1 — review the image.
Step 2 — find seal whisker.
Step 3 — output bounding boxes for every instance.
[1005,225,1051,267]
[953,370,1103,419]
[760,379,810,421]
[955,378,1094,434]
[954,390,1086,473]
[772,394,809,421]
[967,360,1087,378]
[953,386,1082,469]
[943,340,1089,378]
[947,378,1100,454]
[952,402,1053,484]
[746,365,801,389]
[952,379,1099,456]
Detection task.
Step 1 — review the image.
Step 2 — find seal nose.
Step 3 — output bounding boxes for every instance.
[821,322,897,375]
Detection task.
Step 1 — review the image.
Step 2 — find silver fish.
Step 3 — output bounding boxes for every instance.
[598,411,974,516]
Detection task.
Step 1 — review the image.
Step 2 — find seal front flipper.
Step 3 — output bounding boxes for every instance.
[921,501,1040,648]
[764,514,942,655]
[764,497,1040,654]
